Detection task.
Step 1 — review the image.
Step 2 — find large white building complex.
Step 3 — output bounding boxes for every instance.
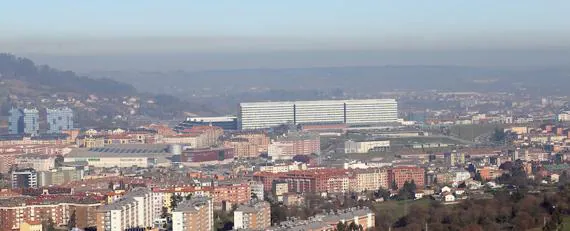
[239,99,398,130]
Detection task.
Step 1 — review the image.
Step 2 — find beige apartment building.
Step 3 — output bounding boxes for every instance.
[349,168,389,192]
[234,200,271,230]
[172,197,213,231]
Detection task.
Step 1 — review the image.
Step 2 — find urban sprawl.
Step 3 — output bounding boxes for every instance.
[2,98,570,231]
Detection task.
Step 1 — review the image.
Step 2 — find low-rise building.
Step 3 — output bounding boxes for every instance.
[344,140,390,153]
[65,144,172,168]
[14,155,55,172]
[19,221,42,231]
[37,167,84,187]
[268,207,375,231]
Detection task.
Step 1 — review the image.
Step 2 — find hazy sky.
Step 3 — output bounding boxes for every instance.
[1,1,569,53]
[1,1,570,71]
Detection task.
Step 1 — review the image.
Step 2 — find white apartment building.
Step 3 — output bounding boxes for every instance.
[239,99,398,130]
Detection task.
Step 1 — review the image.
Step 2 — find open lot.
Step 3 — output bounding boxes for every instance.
[373,199,432,219]
[448,124,508,141]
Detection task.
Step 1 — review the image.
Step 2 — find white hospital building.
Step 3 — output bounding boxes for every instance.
[239,99,398,130]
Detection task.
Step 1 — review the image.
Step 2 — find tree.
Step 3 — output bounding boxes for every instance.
[375,188,390,201]
[42,218,56,231]
[185,193,192,201]
[474,172,483,182]
[391,179,398,190]
[54,155,64,167]
[161,206,169,219]
[492,127,507,143]
[397,181,417,200]
[336,221,346,231]
[348,221,357,231]
[171,194,183,209]
[68,210,77,229]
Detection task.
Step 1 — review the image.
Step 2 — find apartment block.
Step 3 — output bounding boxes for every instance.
[96,188,155,231]
[349,168,389,192]
[388,166,425,189]
[234,200,271,230]
[172,197,213,231]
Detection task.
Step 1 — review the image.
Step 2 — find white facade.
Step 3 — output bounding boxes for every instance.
[559,112,570,122]
[99,188,155,231]
[344,140,390,153]
[15,155,55,171]
[64,156,150,168]
[234,210,245,229]
[453,171,472,182]
[267,142,294,160]
[239,99,398,130]
[249,182,265,200]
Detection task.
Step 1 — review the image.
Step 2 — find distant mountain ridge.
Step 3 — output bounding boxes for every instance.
[0,53,219,126]
[88,65,570,97]
[0,53,136,95]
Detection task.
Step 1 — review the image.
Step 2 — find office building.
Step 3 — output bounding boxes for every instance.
[239,99,398,130]
[8,108,39,135]
[11,168,38,188]
[47,107,74,133]
[96,188,155,231]
[172,197,213,231]
[234,200,271,230]
[8,108,24,135]
[23,109,39,136]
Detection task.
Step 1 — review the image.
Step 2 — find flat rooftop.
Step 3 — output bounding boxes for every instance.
[66,144,172,164]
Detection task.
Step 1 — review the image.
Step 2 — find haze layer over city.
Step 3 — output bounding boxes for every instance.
[1,1,570,231]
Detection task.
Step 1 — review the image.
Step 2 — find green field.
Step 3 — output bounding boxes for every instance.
[448,124,507,141]
[374,199,432,218]
[388,136,467,146]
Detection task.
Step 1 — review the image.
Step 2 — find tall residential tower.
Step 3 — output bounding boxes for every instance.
[8,108,39,135]
[47,107,74,133]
